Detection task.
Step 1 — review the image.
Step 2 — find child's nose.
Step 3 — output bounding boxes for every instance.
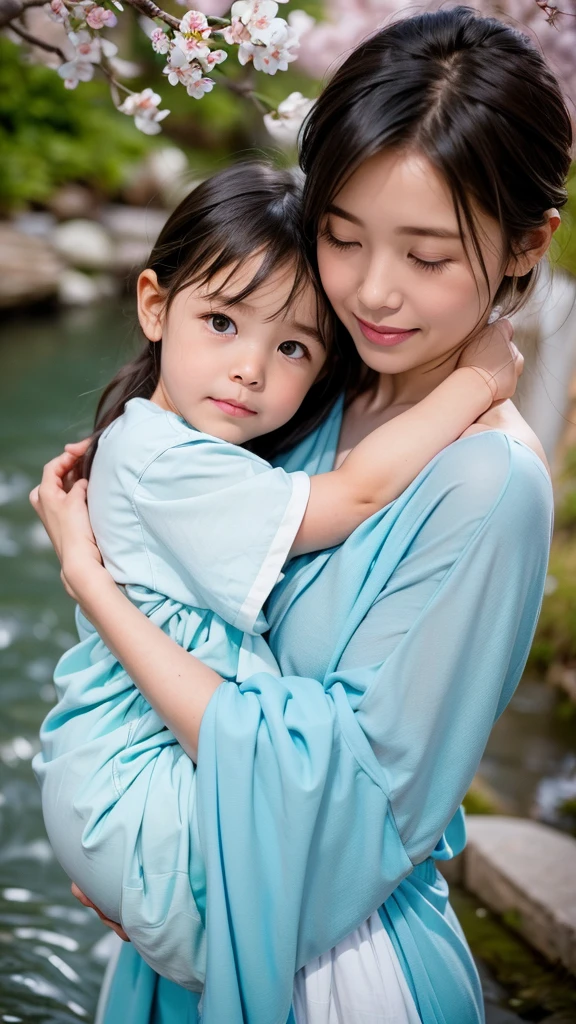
[229,365,264,390]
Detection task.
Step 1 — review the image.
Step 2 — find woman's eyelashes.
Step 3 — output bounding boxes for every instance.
[323,228,452,273]
[409,254,451,273]
[322,229,359,251]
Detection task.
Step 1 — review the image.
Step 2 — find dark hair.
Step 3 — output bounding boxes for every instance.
[83,161,350,475]
[301,6,573,394]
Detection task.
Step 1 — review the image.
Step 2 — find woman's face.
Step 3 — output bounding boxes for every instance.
[317,148,508,375]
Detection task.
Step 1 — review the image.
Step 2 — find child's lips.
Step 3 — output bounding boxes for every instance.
[209,398,257,417]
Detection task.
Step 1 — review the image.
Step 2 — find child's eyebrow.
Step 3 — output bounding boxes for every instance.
[289,321,325,345]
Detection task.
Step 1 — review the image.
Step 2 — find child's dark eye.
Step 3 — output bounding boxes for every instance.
[409,255,451,273]
[205,313,236,334]
[279,340,308,360]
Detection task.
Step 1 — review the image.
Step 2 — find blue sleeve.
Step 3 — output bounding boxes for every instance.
[194,433,552,1024]
[132,440,310,632]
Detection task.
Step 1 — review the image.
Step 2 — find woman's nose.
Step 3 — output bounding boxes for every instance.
[356,263,403,315]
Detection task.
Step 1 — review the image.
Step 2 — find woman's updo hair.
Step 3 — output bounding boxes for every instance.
[301,6,573,315]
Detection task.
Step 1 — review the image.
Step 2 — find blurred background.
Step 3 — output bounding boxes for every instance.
[1,0,576,1020]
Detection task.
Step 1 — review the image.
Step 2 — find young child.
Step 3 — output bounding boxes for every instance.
[33,161,518,989]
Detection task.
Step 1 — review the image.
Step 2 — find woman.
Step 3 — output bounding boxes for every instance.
[31,8,570,1023]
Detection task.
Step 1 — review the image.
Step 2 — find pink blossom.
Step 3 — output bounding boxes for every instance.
[150,27,171,54]
[162,45,203,86]
[179,9,211,37]
[199,47,227,70]
[263,90,315,146]
[222,16,250,44]
[185,75,214,97]
[118,87,170,133]
[58,57,95,86]
[46,0,68,22]
[86,5,117,28]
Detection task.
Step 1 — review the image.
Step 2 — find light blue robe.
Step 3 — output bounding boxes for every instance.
[43,398,554,1024]
[33,397,311,988]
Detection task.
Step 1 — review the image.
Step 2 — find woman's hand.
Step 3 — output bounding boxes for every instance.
[29,441,108,607]
[71,883,131,942]
[458,318,523,404]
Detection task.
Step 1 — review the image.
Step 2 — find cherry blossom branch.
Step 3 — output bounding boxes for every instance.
[0,0,47,28]
[10,19,66,58]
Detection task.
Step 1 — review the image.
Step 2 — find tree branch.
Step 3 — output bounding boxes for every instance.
[0,0,45,29]
[10,19,66,58]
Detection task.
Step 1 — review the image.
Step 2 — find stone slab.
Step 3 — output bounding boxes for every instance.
[464,816,576,976]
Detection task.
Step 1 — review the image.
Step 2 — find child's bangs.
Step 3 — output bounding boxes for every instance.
[191,241,315,322]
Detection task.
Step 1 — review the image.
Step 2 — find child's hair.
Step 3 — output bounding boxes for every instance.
[83,162,348,476]
[301,5,573,391]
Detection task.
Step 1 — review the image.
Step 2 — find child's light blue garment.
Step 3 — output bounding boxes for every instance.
[33,397,310,987]
[92,405,553,1024]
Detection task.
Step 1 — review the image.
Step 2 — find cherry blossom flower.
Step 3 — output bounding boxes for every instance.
[162,45,203,86]
[85,5,117,29]
[46,0,68,24]
[175,9,212,59]
[58,56,95,87]
[199,47,228,71]
[240,16,299,74]
[263,90,314,145]
[186,75,214,97]
[222,16,251,44]
[231,0,285,46]
[118,87,170,133]
[150,27,171,53]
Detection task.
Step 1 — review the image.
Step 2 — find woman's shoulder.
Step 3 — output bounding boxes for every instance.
[432,428,553,527]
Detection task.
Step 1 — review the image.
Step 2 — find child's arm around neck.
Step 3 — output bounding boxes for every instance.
[290,326,521,557]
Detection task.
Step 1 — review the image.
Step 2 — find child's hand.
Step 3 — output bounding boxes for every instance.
[71,883,131,942]
[458,319,523,405]
[29,450,107,608]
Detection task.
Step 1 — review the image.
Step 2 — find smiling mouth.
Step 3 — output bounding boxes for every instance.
[209,398,257,417]
[354,316,419,347]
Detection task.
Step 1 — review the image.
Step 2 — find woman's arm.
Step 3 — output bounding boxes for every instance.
[291,321,521,555]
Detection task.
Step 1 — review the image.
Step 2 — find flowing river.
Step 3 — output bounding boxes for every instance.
[1,301,575,1022]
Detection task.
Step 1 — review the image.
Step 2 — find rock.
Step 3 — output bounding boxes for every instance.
[59,270,118,306]
[100,205,168,243]
[12,211,57,239]
[53,219,114,271]
[58,270,99,306]
[463,816,576,975]
[547,663,576,703]
[0,225,62,308]
[121,146,192,208]
[48,184,99,222]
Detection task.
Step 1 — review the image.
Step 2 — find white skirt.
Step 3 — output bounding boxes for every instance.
[292,911,421,1024]
[96,912,422,1024]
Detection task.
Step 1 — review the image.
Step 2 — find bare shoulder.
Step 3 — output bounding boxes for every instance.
[460,400,550,476]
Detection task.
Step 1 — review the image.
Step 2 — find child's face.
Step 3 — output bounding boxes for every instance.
[316,147,540,376]
[139,257,327,445]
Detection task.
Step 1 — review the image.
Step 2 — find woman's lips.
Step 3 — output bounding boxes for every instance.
[354,316,419,347]
[209,398,257,418]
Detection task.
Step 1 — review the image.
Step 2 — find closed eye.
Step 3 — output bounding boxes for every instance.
[322,229,359,251]
[409,255,451,273]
